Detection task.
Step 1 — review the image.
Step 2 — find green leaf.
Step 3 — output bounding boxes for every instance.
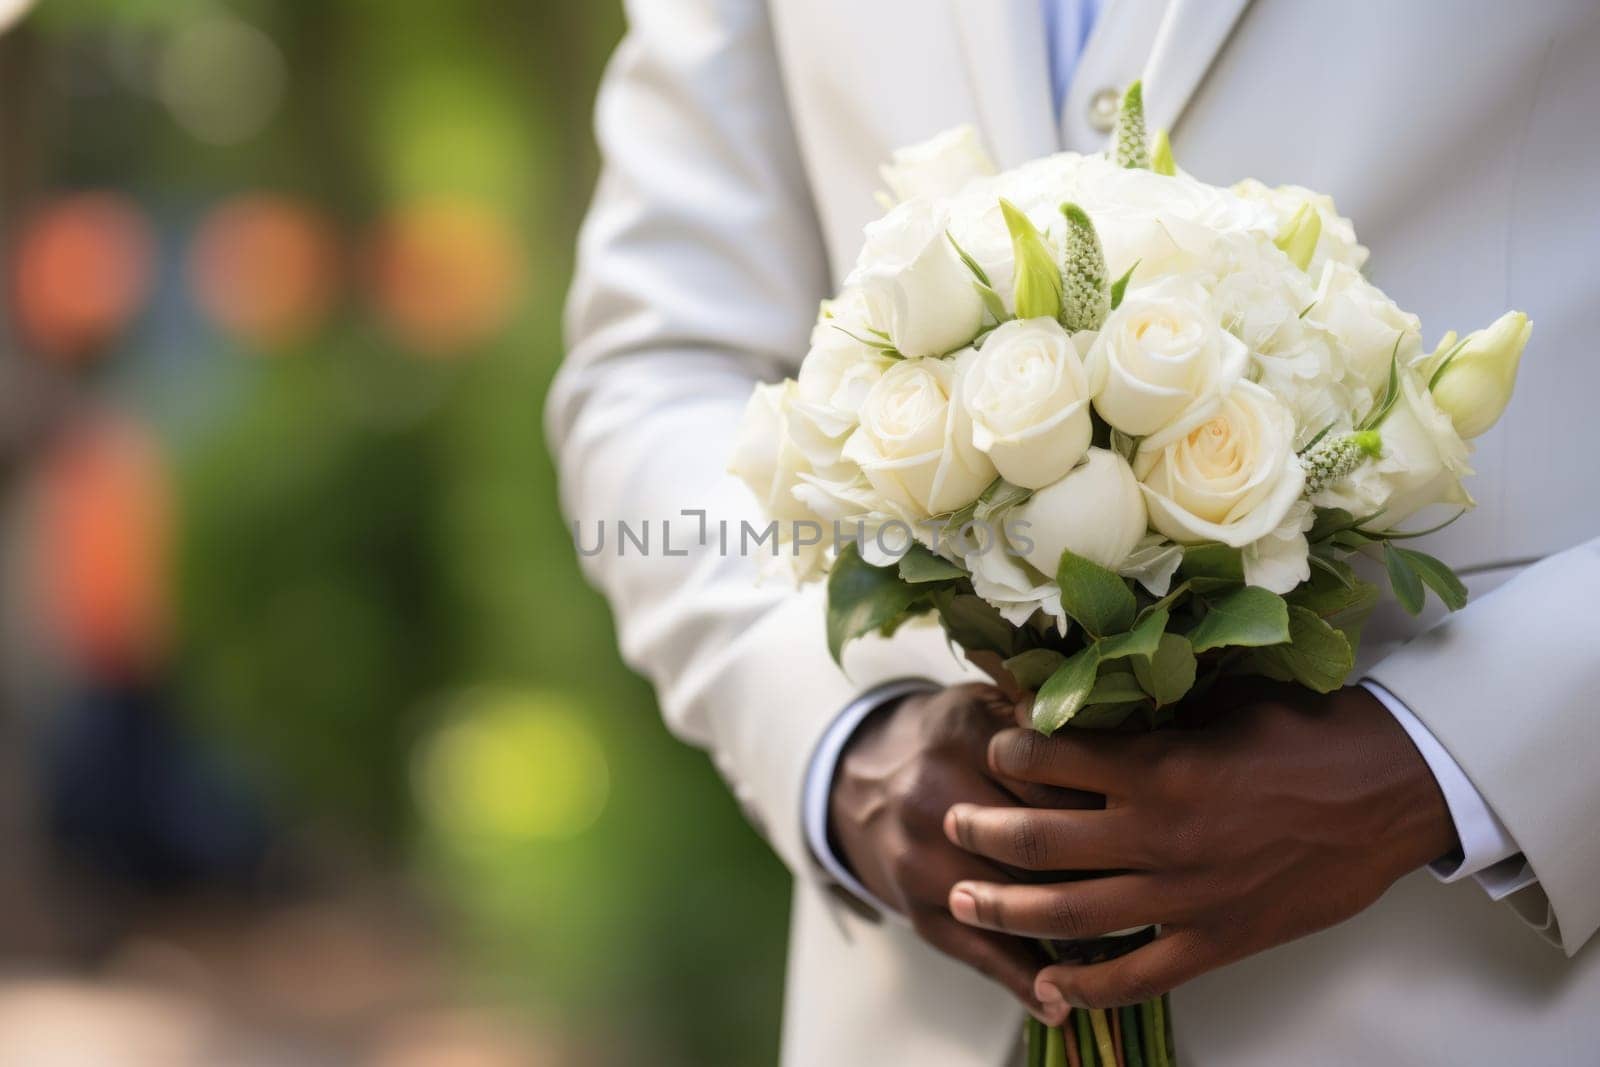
[1178,543,1244,582]
[1087,667,1148,706]
[1004,648,1067,691]
[946,231,993,287]
[1383,542,1425,615]
[934,591,1017,656]
[1069,701,1145,730]
[1247,606,1354,693]
[1293,564,1380,657]
[1055,547,1137,638]
[1132,632,1197,708]
[1033,646,1101,735]
[1097,607,1168,662]
[1110,260,1140,310]
[1359,337,1404,431]
[897,543,968,584]
[826,542,924,662]
[1392,546,1469,611]
[1186,586,1291,653]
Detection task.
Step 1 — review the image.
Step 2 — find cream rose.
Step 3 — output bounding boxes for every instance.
[842,353,995,517]
[879,125,996,203]
[961,318,1096,489]
[1308,262,1421,404]
[1085,277,1249,440]
[1134,381,1305,549]
[728,381,817,523]
[1360,369,1474,527]
[1232,179,1369,275]
[1012,448,1147,574]
[849,201,985,359]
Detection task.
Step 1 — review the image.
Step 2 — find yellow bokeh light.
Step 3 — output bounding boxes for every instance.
[416,689,609,844]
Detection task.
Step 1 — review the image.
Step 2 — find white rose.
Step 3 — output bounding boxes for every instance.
[1357,369,1474,527]
[1012,448,1147,574]
[792,299,896,449]
[849,200,985,358]
[843,353,996,516]
[961,318,1096,489]
[1308,262,1421,406]
[880,125,996,203]
[1232,179,1369,275]
[1085,277,1249,440]
[728,381,817,523]
[1134,381,1305,549]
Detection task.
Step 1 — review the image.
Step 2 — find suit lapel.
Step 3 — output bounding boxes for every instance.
[1141,0,1256,135]
[948,0,1061,167]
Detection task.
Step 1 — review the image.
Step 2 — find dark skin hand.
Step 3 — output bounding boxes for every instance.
[830,682,1085,1020]
[942,682,1457,1021]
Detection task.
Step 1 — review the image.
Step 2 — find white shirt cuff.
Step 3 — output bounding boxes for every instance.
[802,679,939,915]
[1361,679,1535,896]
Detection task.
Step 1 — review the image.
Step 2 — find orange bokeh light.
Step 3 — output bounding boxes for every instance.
[188,193,342,350]
[35,413,173,681]
[10,193,156,363]
[365,198,525,357]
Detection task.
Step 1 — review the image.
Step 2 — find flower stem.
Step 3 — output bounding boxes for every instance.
[1121,1005,1144,1067]
[1161,995,1175,1065]
[1055,1019,1075,1067]
[1090,1009,1117,1066]
[1027,1017,1048,1067]
[1075,1009,1097,1065]
[1140,1001,1164,1067]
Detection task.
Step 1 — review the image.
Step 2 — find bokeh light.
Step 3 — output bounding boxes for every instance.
[416,689,609,844]
[0,0,32,35]
[365,198,525,357]
[35,412,172,681]
[157,16,286,146]
[11,192,155,362]
[187,193,341,350]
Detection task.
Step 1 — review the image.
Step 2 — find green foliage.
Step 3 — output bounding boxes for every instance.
[934,591,1018,656]
[1244,606,1355,692]
[1383,543,1468,614]
[826,543,923,661]
[1110,260,1140,310]
[1185,587,1291,653]
[1133,633,1197,708]
[1033,645,1102,734]
[897,543,968,583]
[1055,548,1137,637]
[1004,648,1067,690]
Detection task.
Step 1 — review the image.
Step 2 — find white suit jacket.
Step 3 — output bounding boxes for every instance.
[549,1,1600,1062]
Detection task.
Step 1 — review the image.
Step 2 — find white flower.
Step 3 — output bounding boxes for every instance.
[1117,534,1185,597]
[1232,179,1369,276]
[790,299,896,457]
[1085,277,1249,440]
[1356,369,1474,527]
[1308,262,1421,408]
[843,353,996,517]
[880,125,996,203]
[1242,499,1314,594]
[1012,448,1148,574]
[849,200,985,358]
[1426,311,1532,440]
[1134,381,1305,549]
[729,381,818,524]
[961,318,1096,489]
[959,538,1065,629]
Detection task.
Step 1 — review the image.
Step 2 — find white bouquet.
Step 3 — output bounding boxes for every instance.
[730,83,1530,1066]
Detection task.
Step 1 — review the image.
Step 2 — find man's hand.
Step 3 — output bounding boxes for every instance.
[942,682,1457,1016]
[829,683,1057,1019]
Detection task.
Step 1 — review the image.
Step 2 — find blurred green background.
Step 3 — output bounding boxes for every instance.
[0,2,790,1064]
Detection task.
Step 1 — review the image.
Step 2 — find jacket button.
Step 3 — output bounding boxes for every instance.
[1088,87,1120,132]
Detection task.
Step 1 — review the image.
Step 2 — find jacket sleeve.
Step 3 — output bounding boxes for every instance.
[547,0,973,877]
[1366,536,1600,955]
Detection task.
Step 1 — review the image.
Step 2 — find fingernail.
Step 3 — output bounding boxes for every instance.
[948,885,979,924]
[943,806,964,845]
[1035,983,1067,1026]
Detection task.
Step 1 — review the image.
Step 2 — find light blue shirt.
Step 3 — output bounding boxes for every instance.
[1041,0,1105,116]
